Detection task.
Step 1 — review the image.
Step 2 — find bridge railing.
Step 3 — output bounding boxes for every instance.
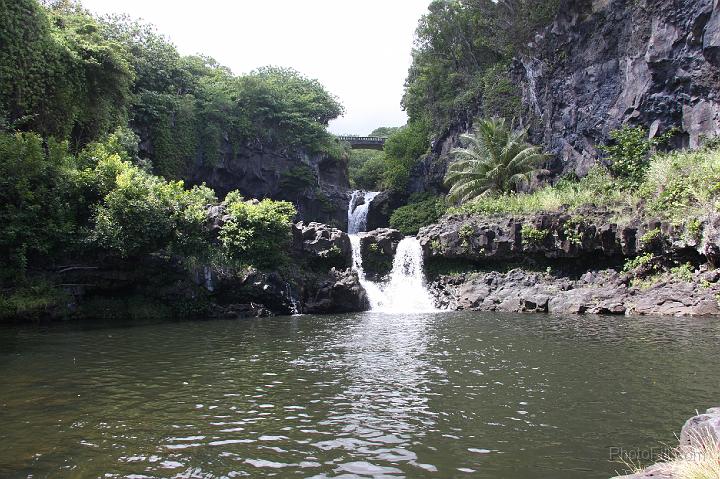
[336,136,386,143]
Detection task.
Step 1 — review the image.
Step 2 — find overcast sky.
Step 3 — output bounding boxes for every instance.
[80,0,430,135]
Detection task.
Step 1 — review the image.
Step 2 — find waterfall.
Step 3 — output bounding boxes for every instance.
[348,190,380,234]
[347,190,437,313]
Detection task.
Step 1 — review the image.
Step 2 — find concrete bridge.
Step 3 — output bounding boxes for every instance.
[336,136,386,151]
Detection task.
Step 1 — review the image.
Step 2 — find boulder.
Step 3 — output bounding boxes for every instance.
[292,221,352,270]
[366,190,405,231]
[679,407,720,453]
[303,269,370,314]
[359,228,404,280]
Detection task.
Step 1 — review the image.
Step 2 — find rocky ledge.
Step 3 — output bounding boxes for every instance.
[420,211,720,316]
[612,407,720,479]
[431,268,720,316]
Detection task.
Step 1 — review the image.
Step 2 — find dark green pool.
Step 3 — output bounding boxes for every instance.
[1,312,718,478]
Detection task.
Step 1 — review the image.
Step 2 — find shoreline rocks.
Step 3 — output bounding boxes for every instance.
[430,268,720,317]
[612,407,720,479]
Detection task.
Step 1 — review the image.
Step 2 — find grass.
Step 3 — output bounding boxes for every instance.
[448,144,720,226]
[627,432,720,479]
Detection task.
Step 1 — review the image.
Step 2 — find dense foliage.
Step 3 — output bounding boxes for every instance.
[219,193,296,269]
[0,133,76,278]
[403,0,561,132]
[1,0,133,146]
[347,122,431,192]
[0,129,297,281]
[1,0,344,179]
[389,194,447,235]
[600,125,675,186]
[445,118,547,203]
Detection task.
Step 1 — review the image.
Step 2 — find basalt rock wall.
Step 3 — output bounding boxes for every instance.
[410,0,720,191]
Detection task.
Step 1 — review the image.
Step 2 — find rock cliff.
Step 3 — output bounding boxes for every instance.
[411,0,720,191]
[187,145,351,229]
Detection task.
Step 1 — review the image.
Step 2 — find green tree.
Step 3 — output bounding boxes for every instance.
[382,120,431,191]
[445,118,547,203]
[0,132,76,278]
[1,0,133,146]
[369,126,401,138]
[219,193,296,269]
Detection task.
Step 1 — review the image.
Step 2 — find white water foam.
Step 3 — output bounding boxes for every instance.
[347,190,437,313]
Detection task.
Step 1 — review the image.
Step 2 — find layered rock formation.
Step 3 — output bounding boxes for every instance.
[419,212,720,316]
[518,0,720,175]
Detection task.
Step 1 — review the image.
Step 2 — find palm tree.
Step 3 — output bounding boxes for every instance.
[444,118,548,203]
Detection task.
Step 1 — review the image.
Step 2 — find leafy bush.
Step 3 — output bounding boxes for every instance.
[92,161,216,259]
[0,132,76,278]
[623,253,654,272]
[219,193,296,269]
[389,194,447,235]
[521,225,548,246]
[601,125,675,186]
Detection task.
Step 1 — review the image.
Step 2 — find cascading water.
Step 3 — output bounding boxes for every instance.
[348,190,380,234]
[347,190,437,313]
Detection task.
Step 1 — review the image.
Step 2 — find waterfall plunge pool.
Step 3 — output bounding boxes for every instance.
[1,312,719,478]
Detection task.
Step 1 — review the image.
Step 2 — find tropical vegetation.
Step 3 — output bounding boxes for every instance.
[444,118,548,203]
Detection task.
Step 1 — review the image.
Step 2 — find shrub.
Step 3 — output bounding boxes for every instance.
[389,194,447,235]
[623,253,654,272]
[92,163,216,259]
[670,263,694,282]
[219,193,296,269]
[601,125,674,186]
[521,225,548,246]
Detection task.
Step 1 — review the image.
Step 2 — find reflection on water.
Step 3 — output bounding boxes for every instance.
[0,312,719,478]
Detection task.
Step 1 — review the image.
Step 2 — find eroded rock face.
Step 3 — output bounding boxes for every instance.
[417,212,696,264]
[303,269,370,314]
[358,228,404,280]
[190,144,350,228]
[366,190,406,230]
[520,0,720,171]
[430,269,720,317]
[292,221,352,270]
